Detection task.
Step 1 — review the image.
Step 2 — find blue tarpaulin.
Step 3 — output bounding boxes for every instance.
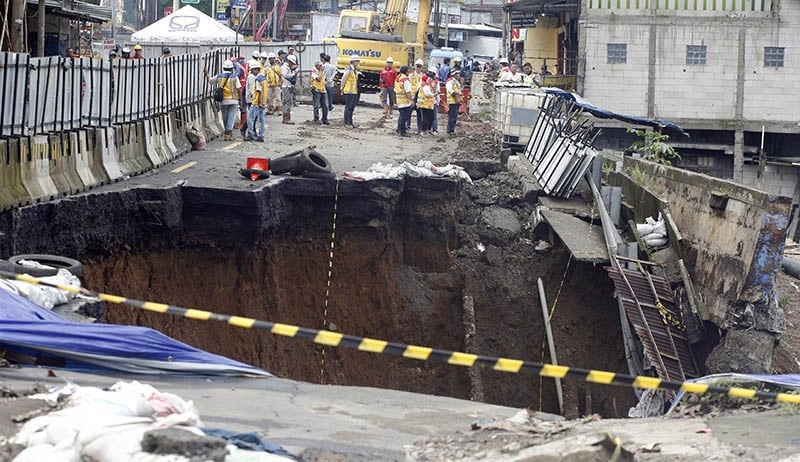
[545,89,690,138]
[0,288,270,376]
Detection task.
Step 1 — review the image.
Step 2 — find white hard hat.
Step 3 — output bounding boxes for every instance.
[250,60,262,69]
[386,57,394,63]
[267,52,276,59]
[499,57,509,64]
[251,51,260,59]
[350,54,361,61]
[286,54,297,64]
[222,60,234,70]
[414,58,424,66]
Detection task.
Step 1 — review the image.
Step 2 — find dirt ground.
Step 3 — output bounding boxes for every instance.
[772,254,800,374]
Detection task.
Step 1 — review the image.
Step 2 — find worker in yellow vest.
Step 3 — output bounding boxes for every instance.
[446,69,462,134]
[340,54,360,128]
[264,53,282,115]
[394,66,414,137]
[417,74,436,136]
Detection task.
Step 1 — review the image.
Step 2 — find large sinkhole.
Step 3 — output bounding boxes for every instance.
[6,172,636,417]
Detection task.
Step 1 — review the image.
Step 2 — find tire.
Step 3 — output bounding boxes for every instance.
[269,153,304,175]
[9,254,83,277]
[300,151,333,174]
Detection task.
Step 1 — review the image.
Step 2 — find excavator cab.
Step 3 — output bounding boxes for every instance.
[338,10,381,35]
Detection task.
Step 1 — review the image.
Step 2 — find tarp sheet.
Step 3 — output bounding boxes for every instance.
[545,89,689,138]
[668,372,800,413]
[0,288,269,376]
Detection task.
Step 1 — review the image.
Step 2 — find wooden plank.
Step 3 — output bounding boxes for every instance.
[541,209,609,263]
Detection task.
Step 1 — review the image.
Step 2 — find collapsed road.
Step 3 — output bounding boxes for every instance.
[1,97,800,460]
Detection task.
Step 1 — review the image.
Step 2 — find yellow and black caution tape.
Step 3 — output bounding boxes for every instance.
[4,270,800,405]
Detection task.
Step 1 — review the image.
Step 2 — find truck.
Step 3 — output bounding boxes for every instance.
[325,0,432,95]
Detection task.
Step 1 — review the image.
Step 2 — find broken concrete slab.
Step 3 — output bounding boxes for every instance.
[538,196,598,221]
[479,206,522,245]
[141,428,229,461]
[540,209,609,263]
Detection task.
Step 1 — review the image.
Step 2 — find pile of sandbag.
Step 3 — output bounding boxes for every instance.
[636,214,669,249]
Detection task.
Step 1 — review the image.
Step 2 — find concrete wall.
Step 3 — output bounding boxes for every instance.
[741,163,800,199]
[523,27,559,73]
[579,0,800,131]
[622,156,790,371]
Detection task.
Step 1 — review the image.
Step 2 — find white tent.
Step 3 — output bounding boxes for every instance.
[132,5,244,44]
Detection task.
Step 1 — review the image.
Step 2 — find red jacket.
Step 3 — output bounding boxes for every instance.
[379,67,397,88]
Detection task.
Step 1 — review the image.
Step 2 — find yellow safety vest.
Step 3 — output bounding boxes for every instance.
[218,74,235,100]
[410,72,421,94]
[265,65,281,86]
[252,78,267,106]
[395,75,410,106]
[418,84,435,110]
[342,66,358,94]
[311,71,326,92]
[446,79,461,105]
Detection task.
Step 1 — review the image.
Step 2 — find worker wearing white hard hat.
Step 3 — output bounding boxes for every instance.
[341,54,361,128]
[280,52,299,124]
[251,51,260,59]
[264,52,282,114]
[380,57,398,116]
[497,57,512,82]
[244,60,266,141]
[205,59,242,140]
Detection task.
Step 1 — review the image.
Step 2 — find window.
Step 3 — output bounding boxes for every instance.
[607,43,627,64]
[686,45,707,65]
[764,47,784,67]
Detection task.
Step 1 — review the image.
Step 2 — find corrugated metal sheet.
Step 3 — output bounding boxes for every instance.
[607,266,699,382]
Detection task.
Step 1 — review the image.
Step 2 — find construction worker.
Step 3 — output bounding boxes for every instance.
[379,57,397,116]
[497,57,511,81]
[410,58,424,133]
[276,50,287,65]
[322,54,336,112]
[264,52,281,115]
[446,69,462,135]
[417,74,436,136]
[251,50,261,62]
[280,54,298,125]
[245,61,266,142]
[244,60,260,138]
[310,61,330,125]
[205,60,241,141]
[132,44,144,60]
[395,66,413,137]
[120,47,131,59]
[160,47,171,58]
[341,54,360,128]
[521,62,539,87]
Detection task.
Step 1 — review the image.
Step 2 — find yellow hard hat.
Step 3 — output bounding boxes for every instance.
[133,44,142,51]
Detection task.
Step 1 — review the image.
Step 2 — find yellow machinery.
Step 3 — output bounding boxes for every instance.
[326,0,432,94]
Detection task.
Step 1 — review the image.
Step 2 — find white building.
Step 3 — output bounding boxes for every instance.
[508,0,800,235]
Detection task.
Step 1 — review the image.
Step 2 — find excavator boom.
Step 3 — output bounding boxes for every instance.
[416,0,432,47]
[380,0,410,35]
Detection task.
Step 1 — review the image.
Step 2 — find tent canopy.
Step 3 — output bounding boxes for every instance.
[132,5,244,44]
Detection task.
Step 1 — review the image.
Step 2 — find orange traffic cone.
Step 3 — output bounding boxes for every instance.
[246,157,269,181]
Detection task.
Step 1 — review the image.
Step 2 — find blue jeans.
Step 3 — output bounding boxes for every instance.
[313,90,329,122]
[247,105,265,139]
[344,93,357,126]
[326,85,334,109]
[447,104,459,133]
[432,105,439,132]
[221,104,238,132]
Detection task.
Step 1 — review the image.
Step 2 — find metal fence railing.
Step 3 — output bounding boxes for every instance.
[0,48,238,138]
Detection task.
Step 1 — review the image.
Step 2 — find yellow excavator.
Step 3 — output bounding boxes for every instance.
[326,0,432,95]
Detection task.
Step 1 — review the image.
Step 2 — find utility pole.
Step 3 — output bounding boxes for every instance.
[10,0,26,52]
[38,0,45,56]
[173,0,180,13]
[110,0,116,46]
[432,0,440,48]
[444,0,450,47]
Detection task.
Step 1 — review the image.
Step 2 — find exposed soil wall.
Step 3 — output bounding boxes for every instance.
[2,172,636,416]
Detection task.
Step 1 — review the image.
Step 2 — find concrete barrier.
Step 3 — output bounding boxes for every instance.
[141,120,167,168]
[96,127,123,182]
[72,130,108,189]
[161,115,180,160]
[203,100,224,138]
[116,123,153,177]
[171,110,192,153]
[0,139,20,210]
[21,135,60,201]
[49,133,85,195]
[3,138,30,208]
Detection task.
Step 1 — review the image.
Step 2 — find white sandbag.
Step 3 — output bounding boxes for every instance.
[636,223,654,236]
[644,236,669,248]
